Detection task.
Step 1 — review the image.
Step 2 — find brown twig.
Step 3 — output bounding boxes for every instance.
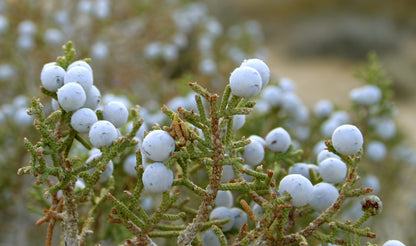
[35,194,64,246]
[240,200,258,223]
[46,219,56,246]
[177,94,224,245]
[62,184,79,246]
[124,221,156,246]
[164,112,190,146]
[250,191,267,206]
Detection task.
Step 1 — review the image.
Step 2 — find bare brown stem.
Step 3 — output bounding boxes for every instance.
[124,221,156,246]
[46,219,56,246]
[62,185,79,246]
[177,95,224,245]
[240,200,258,223]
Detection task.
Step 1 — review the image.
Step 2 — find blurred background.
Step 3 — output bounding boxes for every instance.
[0,0,415,245]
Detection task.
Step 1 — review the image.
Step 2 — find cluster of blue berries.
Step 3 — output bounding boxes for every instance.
[28,52,410,246]
[279,124,363,209]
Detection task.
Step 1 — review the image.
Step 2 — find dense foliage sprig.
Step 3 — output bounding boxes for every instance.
[16,42,410,246]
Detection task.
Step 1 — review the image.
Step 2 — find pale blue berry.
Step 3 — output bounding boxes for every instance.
[366,141,387,162]
[57,82,86,112]
[51,98,59,111]
[309,182,339,212]
[279,77,295,92]
[142,163,173,193]
[289,163,314,179]
[252,203,263,217]
[319,158,347,184]
[142,130,175,162]
[40,64,65,92]
[280,92,301,113]
[278,174,313,207]
[209,207,235,231]
[232,114,246,131]
[199,58,217,75]
[44,28,63,44]
[140,196,154,212]
[230,207,248,230]
[314,100,333,118]
[123,154,138,177]
[332,124,363,156]
[317,149,341,164]
[202,229,221,246]
[18,20,36,35]
[71,108,98,133]
[253,99,270,113]
[375,118,396,140]
[215,191,233,208]
[241,139,264,166]
[320,118,342,138]
[0,64,16,81]
[331,111,350,124]
[89,120,118,147]
[102,101,129,128]
[240,58,270,88]
[91,42,109,59]
[64,66,93,91]
[265,127,291,153]
[261,85,282,107]
[383,240,406,246]
[221,165,235,183]
[229,66,262,98]
[67,60,92,73]
[14,107,33,127]
[83,85,101,110]
[350,85,382,106]
[313,141,327,156]
[248,135,266,147]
